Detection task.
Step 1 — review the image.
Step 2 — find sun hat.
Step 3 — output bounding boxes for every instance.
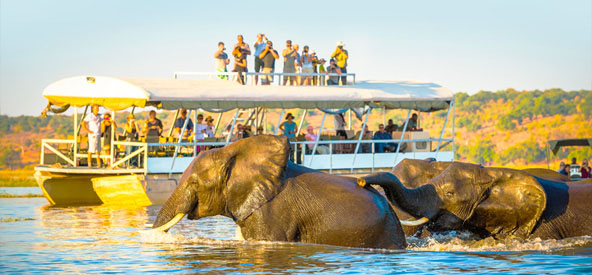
[337,41,345,46]
[307,126,313,130]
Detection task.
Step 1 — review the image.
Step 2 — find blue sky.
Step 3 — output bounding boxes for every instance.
[1,0,590,116]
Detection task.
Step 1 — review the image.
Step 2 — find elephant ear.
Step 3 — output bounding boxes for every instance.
[468,168,547,238]
[223,135,289,222]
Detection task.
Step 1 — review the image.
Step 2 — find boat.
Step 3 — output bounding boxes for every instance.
[35,72,455,206]
[546,138,592,180]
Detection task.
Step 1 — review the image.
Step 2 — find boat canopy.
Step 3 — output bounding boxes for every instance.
[43,75,454,112]
[548,138,592,155]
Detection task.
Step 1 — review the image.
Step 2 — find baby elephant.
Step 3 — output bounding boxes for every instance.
[152,135,406,249]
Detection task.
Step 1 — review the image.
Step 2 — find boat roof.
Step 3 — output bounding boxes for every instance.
[548,138,592,155]
[42,75,454,112]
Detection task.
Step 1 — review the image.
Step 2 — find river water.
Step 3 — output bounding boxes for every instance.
[1,187,591,274]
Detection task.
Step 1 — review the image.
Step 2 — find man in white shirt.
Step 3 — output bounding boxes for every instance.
[82,105,102,167]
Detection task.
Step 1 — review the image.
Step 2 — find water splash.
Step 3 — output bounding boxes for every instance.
[408,231,592,252]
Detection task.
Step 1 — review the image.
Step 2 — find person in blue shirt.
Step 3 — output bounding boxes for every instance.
[373,123,397,153]
[280,113,297,138]
[174,109,193,139]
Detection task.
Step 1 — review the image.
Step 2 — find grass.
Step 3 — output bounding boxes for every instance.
[0,217,35,223]
[0,194,44,198]
[0,169,37,187]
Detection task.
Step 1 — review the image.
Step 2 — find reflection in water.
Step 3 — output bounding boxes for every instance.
[0,197,591,274]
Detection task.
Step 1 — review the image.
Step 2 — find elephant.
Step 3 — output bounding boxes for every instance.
[151,135,407,249]
[359,159,592,240]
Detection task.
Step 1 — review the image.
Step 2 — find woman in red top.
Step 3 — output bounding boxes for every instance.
[581,158,591,178]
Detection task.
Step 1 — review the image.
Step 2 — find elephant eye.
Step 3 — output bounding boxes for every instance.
[446,191,454,196]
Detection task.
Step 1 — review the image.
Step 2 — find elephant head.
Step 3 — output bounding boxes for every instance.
[152,135,289,231]
[361,162,548,238]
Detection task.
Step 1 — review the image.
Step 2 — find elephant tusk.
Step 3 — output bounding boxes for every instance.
[399,217,429,226]
[152,213,185,232]
[357,178,367,187]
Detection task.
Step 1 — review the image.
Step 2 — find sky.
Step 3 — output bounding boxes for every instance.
[0,0,590,116]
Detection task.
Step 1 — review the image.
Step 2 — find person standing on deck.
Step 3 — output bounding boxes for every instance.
[100,113,117,164]
[214,42,230,79]
[252,33,267,85]
[174,109,193,139]
[144,110,163,139]
[279,113,297,138]
[282,40,298,86]
[81,104,102,168]
[232,46,247,85]
[334,112,347,138]
[330,41,348,85]
[300,45,314,85]
[258,40,279,85]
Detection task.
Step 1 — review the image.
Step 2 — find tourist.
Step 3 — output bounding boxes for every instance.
[205,116,215,138]
[194,114,208,141]
[560,164,570,176]
[385,119,398,133]
[330,41,348,84]
[318,58,326,85]
[279,113,297,138]
[305,126,330,154]
[244,125,253,138]
[214,42,230,79]
[557,161,566,173]
[293,44,301,85]
[234,34,251,56]
[144,110,163,139]
[82,104,102,167]
[282,40,298,86]
[100,113,117,159]
[571,157,577,165]
[406,113,423,131]
[232,46,247,85]
[373,124,397,153]
[326,59,342,85]
[311,51,319,85]
[256,126,264,136]
[300,45,314,85]
[355,125,373,153]
[124,114,139,167]
[258,40,279,85]
[174,109,193,139]
[334,113,347,138]
[581,158,590,178]
[252,33,267,85]
[231,124,245,142]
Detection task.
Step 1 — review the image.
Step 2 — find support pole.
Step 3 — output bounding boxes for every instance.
[225,109,240,145]
[296,109,307,136]
[451,101,455,161]
[435,102,453,158]
[309,112,327,166]
[214,112,223,136]
[167,109,180,137]
[351,107,370,172]
[274,109,285,135]
[73,107,78,167]
[193,109,198,157]
[110,110,115,167]
[393,109,412,166]
[348,109,352,130]
[169,110,192,178]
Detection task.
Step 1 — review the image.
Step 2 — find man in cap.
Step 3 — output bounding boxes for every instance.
[330,41,349,85]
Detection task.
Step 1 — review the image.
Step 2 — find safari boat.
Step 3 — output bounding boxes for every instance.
[35,72,455,206]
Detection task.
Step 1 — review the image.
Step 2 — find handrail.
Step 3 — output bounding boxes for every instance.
[174,71,356,85]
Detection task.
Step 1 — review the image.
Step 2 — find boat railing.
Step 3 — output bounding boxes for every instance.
[173,71,356,86]
[40,139,76,167]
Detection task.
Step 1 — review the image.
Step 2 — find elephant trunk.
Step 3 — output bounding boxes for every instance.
[152,180,198,231]
[359,172,440,221]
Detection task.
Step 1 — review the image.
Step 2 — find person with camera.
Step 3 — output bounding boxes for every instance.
[282,40,298,86]
[234,34,251,56]
[311,51,319,85]
[232,46,247,85]
[100,112,117,166]
[300,45,314,85]
[252,34,267,85]
[330,41,348,85]
[326,58,342,85]
[214,42,230,80]
[258,40,279,85]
